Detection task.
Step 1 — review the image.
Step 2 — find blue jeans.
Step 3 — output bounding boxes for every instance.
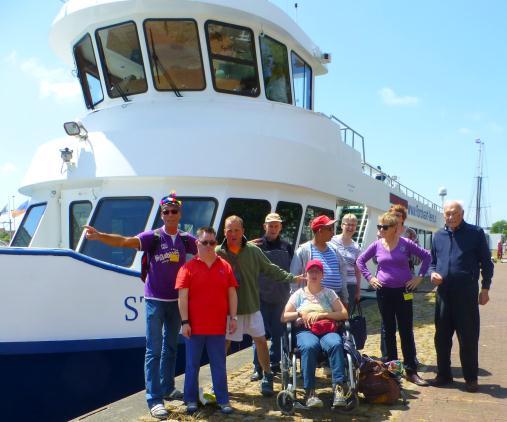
[145,299,181,408]
[184,335,229,405]
[296,330,345,389]
[252,301,285,372]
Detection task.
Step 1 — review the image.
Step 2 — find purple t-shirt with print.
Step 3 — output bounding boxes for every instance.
[138,227,197,300]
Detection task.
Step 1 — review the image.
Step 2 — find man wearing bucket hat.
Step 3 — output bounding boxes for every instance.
[84,191,197,419]
[250,213,294,382]
[291,215,348,305]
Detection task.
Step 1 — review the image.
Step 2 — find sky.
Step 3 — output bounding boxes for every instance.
[0,0,505,229]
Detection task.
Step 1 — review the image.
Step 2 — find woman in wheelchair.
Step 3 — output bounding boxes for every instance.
[282,259,348,408]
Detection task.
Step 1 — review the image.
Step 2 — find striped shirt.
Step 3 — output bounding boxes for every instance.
[310,244,343,292]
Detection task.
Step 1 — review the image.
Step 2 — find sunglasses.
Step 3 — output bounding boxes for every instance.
[377,224,394,231]
[162,209,179,215]
[199,240,217,246]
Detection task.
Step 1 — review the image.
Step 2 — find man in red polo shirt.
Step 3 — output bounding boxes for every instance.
[176,227,238,415]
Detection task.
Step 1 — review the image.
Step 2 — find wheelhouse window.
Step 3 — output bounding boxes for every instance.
[260,36,292,104]
[144,19,205,91]
[69,201,92,250]
[74,34,103,108]
[299,205,334,244]
[206,21,260,97]
[217,198,271,242]
[96,22,148,98]
[80,197,153,267]
[151,197,218,234]
[291,52,312,110]
[275,201,302,248]
[11,203,47,247]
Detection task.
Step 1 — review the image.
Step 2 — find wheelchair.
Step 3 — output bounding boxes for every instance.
[276,320,361,415]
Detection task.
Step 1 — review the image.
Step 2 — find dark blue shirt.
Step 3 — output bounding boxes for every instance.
[430,221,493,289]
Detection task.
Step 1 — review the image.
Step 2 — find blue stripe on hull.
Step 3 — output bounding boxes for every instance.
[0,337,147,355]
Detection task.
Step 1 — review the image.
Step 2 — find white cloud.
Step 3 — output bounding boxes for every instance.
[6,51,80,102]
[0,163,16,174]
[378,87,419,106]
[488,122,504,134]
[459,127,472,135]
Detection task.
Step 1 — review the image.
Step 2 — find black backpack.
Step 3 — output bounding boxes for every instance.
[140,229,191,282]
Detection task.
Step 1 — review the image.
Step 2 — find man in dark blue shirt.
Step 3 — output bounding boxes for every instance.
[429,201,493,393]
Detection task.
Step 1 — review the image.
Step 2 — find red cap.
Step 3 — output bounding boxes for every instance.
[305,259,324,272]
[310,215,337,231]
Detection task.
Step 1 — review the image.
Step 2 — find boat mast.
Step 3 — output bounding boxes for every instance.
[475,138,483,227]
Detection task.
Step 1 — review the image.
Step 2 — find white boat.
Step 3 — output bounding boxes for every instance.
[0,1,442,420]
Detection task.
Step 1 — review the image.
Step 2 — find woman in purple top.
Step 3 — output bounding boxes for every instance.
[357,212,431,386]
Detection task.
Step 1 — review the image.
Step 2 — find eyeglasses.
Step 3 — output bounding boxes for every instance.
[377,224,394,231]
[199,240,217,246]
[162,209,179,215]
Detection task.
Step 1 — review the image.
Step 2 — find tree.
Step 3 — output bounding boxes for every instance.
[490,220,507,236]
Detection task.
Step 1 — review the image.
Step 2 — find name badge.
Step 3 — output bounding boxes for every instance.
[169,251,180,262]
[403,292,414,301]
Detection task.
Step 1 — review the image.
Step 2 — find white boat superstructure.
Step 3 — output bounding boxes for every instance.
[0,1,442,419]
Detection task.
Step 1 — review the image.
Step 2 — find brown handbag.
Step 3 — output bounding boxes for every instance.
[357,358,402,404]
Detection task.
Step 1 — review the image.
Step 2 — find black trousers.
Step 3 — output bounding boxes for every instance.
[376,287,417,371]
[435,281,480,382]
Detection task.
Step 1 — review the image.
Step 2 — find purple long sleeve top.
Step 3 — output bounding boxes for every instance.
[357,237,431,288]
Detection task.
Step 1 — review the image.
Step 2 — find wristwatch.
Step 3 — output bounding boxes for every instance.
[231,316,238,321]
[181,320,189,325]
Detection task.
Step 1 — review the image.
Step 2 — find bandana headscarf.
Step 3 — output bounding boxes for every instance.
[160,191,182,207]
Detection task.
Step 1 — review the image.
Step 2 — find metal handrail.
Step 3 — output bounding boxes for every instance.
[362,162,442,211]
[327,114,442,212]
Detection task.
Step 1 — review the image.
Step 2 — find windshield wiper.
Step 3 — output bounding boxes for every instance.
[111,81,131,102]
[149,29,182,97]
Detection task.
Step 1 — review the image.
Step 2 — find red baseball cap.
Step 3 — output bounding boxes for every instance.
[311,215,337,231]
[305,259,324,272]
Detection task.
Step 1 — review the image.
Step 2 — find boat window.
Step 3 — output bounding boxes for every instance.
[151,197,218,235]
[299,205,334,244]
[11,203,47,247]
[260,36,292,104]
[291,51,312,110]
[80,197,153,267]
[74,34,103,108]
[144,19,205,91]
[69,201,92,250]
[206,21,260,97]
[96,22,148,99]
[275,201,302,248]
[217,198,271,242]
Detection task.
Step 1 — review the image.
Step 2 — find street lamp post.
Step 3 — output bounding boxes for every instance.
[438,187,447,210]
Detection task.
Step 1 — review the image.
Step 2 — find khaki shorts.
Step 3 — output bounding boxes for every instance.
[226,310,265,342]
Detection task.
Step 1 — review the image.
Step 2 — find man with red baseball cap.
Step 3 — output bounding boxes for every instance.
[291,215,348,305]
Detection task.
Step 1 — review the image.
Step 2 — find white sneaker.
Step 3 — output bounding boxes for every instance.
[305,392,323,408]
[150,403,168,419]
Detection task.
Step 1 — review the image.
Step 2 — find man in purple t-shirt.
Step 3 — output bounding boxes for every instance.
[84,192,197,420]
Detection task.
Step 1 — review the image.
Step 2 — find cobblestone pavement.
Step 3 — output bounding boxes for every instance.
[100,266,507,422]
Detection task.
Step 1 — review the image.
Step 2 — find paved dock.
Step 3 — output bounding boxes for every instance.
[74,263,507,421]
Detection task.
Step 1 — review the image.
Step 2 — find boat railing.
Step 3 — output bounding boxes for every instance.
[362,162,442,212]
[329,115,366,163]
[327,115,441,212]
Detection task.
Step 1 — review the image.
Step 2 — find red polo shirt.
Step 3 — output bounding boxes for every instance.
[175,255,238,335]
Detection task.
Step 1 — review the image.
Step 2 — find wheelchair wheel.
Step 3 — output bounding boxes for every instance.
[276,390,295,415]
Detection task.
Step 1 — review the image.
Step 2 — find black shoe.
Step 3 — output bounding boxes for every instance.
[429,375,454,387]
[250,370,262,382]
[270,365,281,374]
[405,370,429,386]
[465,380,479,393]
[260,372,274,396]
